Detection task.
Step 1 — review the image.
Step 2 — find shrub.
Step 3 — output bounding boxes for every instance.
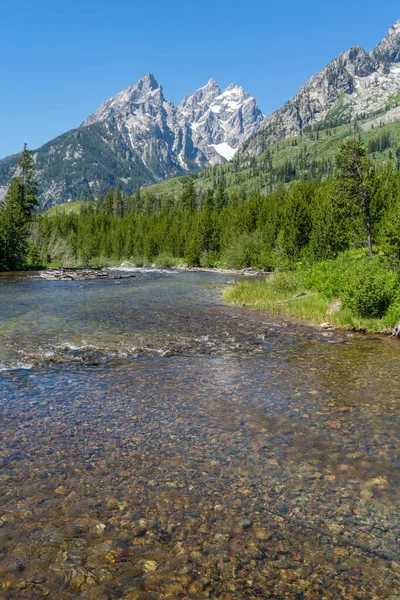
[303,259,347,300]
[154,253,182,268]
[223,233,264,270]
[199,250,219,268]
[382,300,400,328]
[342,260,399,318]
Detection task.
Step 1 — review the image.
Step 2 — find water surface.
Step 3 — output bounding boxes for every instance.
[0,269,400,599]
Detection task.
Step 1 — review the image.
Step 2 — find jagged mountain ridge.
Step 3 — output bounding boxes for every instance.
[1,20,400,208]
[178,79,265,160]
[0,75,264,208]
[81,74,264,166]
[242,20,400,157]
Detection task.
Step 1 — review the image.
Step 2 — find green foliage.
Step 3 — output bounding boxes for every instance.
[367,131,394,154]
[304,254,400,319]
[223,232,262,269]
[0,146,39,270]
[18,144,39,217]
[332,138,374,256]
[199,250,220,268]
[0,180,29,269]
[179,178,196,212]
[377,187,400,258]
[27,149,400,279]
[226,254,400,332]
[153,253,184,268]
[342,260,399,318]
[267,270,304,295]
[303,258,349,300]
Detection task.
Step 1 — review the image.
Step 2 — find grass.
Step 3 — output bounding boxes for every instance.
[44,200,94,217]
[223,269,400,334]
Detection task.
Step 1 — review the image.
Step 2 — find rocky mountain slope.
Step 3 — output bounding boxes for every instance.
[178,79,265,160]
[0,75,264,208]
[242,20,400,157]
[1,20,399,208]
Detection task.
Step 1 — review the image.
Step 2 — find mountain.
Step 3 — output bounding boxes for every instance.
[2,20,399,208]
[178,79,265,160]
[0,75,264,208]
[242,20,400,157]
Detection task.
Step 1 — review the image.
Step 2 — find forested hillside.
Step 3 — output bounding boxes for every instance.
[141,117,400,209]
[27,138,400,271]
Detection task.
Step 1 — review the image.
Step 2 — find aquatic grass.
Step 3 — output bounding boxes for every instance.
[224,277,327,322]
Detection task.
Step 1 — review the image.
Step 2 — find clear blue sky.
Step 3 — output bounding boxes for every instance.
[0,0,398,158]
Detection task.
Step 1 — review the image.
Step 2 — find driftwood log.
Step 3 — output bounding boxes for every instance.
[392,322,400,337]
[39,268,136,281]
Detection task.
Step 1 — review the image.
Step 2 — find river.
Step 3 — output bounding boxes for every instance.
[0,269,399,599]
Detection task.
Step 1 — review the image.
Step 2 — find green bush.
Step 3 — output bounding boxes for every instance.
[303,259,348,300]
[382,300,400,328]
[154,253,182,268]
[129,255,149,267]
[184,240,201,267]
[342,260,399,318]
[223,233,263,270]
[199,250,219,268]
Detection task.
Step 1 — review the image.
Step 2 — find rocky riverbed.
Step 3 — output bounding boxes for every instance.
[0,269,399,598]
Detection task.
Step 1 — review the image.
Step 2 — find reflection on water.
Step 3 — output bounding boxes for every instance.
[0,270,400,598]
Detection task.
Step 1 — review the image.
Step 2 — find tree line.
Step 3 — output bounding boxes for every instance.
[2,139,400,271]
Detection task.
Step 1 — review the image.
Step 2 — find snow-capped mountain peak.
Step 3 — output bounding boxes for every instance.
[177,80,265,162]
[81,74,163,127]
[77,74,266,186]
[178,79,221,121]
[0,73,266,206]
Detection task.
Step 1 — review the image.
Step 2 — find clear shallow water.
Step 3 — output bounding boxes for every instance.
[0,270,400,599]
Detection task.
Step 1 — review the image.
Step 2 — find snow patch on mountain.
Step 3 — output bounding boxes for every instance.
[209,142,238,160]
[178,81,265,157]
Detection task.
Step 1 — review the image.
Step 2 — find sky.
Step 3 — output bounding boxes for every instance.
[0,0,398,158]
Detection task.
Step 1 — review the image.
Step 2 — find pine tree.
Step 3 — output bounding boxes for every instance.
[0,145,39,270]
[180,179,196,212]
[202,188,215,211]
[113,186,124,218]
[0,180,30,269]
[332,138,374,257]
[214,181,227,211]
[17,143,39,218]
[101,188,114,216]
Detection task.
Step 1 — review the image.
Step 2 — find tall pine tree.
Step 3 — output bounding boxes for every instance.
[0,145,39,270]
[332,138,374,257]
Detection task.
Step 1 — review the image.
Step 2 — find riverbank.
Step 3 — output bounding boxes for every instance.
[223,256,400,336]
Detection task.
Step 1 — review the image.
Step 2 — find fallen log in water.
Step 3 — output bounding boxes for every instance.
[39,268,136,281]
